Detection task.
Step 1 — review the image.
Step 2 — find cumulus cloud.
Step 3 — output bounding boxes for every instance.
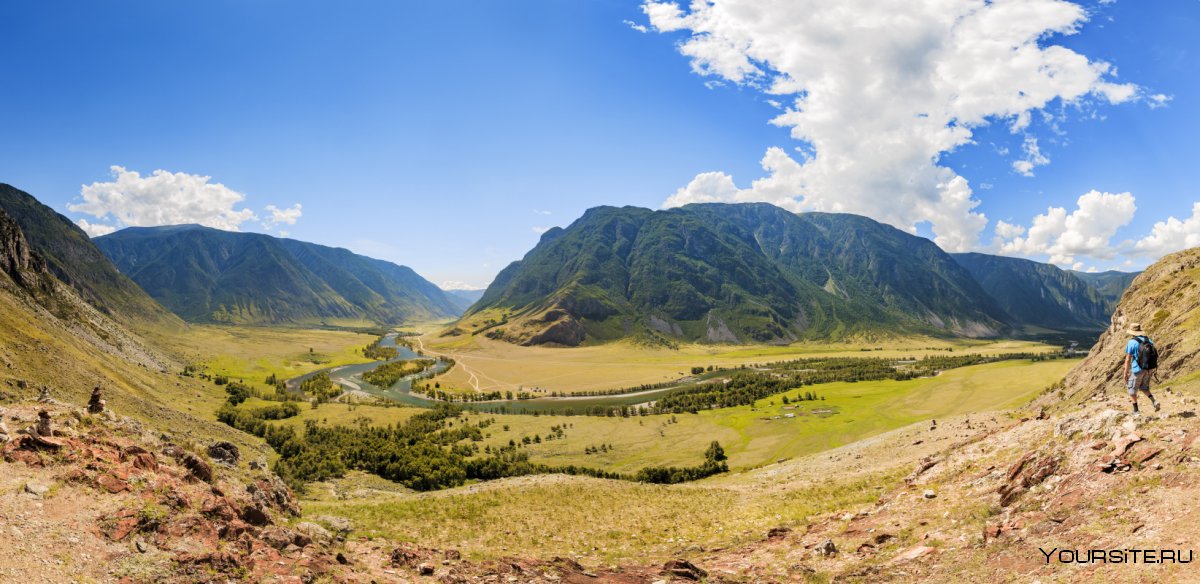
[69,166,302,235]
[644,0,1144,251]
[263,203,303,229]
[995,190,1136,266]
[74,219,117,238]
[70,166,259,231]
[1134,201,1200,257]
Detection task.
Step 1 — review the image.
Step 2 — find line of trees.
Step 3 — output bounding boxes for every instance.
[216,401,729,492]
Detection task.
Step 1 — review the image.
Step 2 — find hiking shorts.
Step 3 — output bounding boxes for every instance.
[1127,370,1152,395]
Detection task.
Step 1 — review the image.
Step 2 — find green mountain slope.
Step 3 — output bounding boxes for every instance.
[95,225,461,326]
[0,183,182,331]
[1069,269,1140,312]
[951,252,1112,331]
[464,203,1011,346]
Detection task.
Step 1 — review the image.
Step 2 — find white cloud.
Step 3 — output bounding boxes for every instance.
[1134,201,1200,256]
[994,220,1026,240]
[623,19,649,33]
[646,0,1145,252]
[441,280,485,291]
[1012,135,1051,177]
[74,219,116,237]
[532,226,552,234]
[70,166,261,231]
[533,209,552,215]
[263,203,303,229]
[996,190,1136,266]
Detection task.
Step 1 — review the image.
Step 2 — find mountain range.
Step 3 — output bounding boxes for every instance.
[460,203,1137,346]
[94,224,462,326]
[0,184,1139,343]
[0,184,182,331]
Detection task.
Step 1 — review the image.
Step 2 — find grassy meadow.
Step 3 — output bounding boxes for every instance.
[302,469,902,563]
[420,331,1060,395]
[153,324,376,388]
[281,357,1076,474]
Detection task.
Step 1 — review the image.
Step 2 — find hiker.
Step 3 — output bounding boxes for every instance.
[1123,323,1160,414]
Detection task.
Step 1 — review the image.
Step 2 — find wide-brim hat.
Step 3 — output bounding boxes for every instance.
[1126,323,1146,336]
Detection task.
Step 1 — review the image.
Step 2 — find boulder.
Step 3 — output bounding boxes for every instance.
[294,522,332,547]
[923,489,937,499]
[239,503,270,527]
[315,515,354,538]
[816,539,838,557]
[891,545,936,563]
[207,442,240,466]
[24,481,49,497]
[259,526,296,550]
[662,559,707,581]
[180,452,214,483]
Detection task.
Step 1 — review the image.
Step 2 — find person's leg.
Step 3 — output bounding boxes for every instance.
[1128,371,1140,413]
[1138,372,1160,412]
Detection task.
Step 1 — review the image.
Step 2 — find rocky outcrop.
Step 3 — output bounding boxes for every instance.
[207,441,240,465]
[0,208,53,298]
[1063,247,1200,398]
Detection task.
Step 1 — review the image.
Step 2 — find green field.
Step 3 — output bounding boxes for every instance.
[421,331,1060,395]
[467,358,1076,472]
[272,357,1076,474]
[154,325,376,389]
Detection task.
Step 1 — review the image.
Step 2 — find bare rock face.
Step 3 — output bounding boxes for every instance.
[0,208,53,295]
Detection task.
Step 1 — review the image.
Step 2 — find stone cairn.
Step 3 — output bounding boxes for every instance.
[0,406,10,443]
[87,386,106,414]
[35,410,52,437]
[37,386,52,403]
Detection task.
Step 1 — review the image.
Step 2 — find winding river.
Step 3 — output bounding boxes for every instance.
[287,334,682,414]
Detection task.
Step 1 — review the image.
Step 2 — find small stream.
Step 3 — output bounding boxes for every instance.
[287,334,680,414]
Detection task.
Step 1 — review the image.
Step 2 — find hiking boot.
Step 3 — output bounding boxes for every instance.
[1153,401,1162,412]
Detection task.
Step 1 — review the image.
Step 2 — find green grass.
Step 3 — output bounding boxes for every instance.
[470,358,1076,473]
[155,325,376,390]
[423,331,1060,395]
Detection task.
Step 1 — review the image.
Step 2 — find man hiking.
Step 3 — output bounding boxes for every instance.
[1123,323,1160,415]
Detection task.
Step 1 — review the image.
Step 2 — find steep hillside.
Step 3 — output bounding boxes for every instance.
[0,206,250,447]
[1063,247,1200,396]
[463,203,1009,346]
[0,183,182,331]
[952,252,1111,331]
[95,225,461,326]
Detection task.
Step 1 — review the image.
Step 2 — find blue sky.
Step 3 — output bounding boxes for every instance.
[1,0,1197,288]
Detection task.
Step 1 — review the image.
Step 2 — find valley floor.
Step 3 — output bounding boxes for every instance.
[419,332,1061,395]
